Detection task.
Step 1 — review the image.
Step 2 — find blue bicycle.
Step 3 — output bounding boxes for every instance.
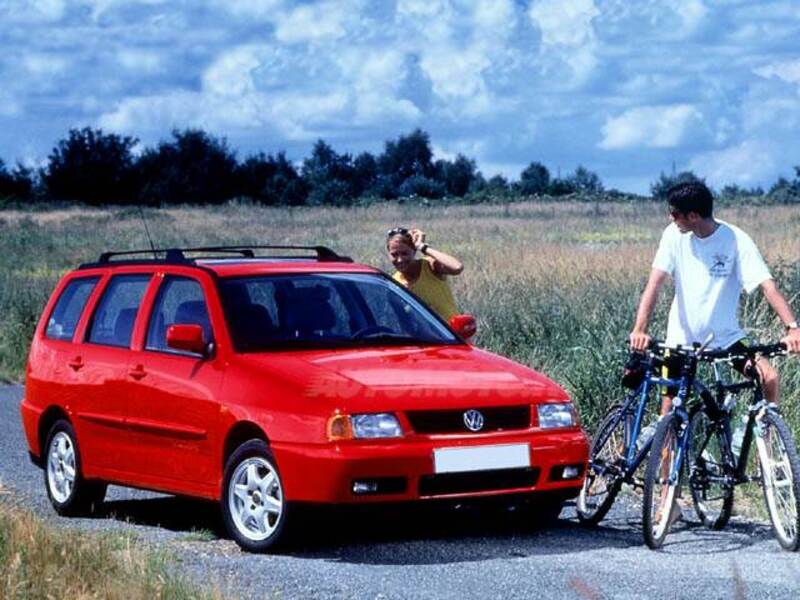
[641,340,800,550]
[576,344,667,524]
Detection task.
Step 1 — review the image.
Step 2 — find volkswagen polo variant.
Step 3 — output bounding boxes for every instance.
[20,245,589,551]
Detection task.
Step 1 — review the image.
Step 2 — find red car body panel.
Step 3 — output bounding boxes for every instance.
[22,259,589,506]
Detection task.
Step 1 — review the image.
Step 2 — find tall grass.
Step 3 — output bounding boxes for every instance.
[1,201,798,434]
[0,497,219,599]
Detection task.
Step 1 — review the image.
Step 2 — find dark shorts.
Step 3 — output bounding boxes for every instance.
[661,339,751,396]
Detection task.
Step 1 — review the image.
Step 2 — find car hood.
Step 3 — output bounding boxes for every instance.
[237,344,568,412]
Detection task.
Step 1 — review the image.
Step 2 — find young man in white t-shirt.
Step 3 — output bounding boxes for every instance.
[629,181,800,414]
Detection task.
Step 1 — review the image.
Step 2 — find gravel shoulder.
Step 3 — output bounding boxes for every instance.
[3,386,799,599]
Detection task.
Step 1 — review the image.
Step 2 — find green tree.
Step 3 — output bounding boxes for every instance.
[518,161,550,195]
[650,170,704,200]
[569,165,604,194]
[378,129,435,196]
[136,129,238,205]
[0,159,34,201]
[43,127,138,205]
[237,152,307,205]
[434,154,479,197]
[301,140,358,205]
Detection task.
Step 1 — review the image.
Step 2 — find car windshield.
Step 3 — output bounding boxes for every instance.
[218,273,460,351]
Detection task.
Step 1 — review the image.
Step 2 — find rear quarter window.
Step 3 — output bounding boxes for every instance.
[45,277,100,341]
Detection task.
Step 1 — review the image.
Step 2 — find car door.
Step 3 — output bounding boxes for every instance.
[125,272,224,489]
[69,272,152,475]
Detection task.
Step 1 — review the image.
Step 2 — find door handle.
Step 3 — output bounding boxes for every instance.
[129,365,147,380]
[68,357,84,371]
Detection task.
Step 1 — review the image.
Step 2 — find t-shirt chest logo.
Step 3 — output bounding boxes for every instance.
[709,253,731,278]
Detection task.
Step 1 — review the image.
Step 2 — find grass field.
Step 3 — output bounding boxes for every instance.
[1,200,798,435]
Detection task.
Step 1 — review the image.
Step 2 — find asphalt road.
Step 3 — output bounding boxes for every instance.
[2,385,799,599]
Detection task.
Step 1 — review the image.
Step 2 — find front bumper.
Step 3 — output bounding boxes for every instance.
[272,429,589,503]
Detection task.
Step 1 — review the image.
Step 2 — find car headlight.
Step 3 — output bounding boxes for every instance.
[537,403,576,429]
[351,413,403,438]
[327,413,404,440]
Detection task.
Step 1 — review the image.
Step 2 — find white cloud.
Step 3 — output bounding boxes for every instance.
[339,49,421,124]
[754,59,800,85]
[528,0,599,82]
[472,0,516,38]
[274,0,362,44]
[215,0,284,20]
[599,104,703,149]
[529,0,598,47]
[0,0,66,22]
[202,45,266,97]
[672,0,708,31]
[689,140,777,187]
[23,53,69,76]
[116,49,162,73]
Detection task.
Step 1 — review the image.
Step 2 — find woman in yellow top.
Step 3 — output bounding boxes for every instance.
[386,227,463,321]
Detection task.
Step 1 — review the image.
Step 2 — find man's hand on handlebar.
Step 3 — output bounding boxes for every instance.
[782,327,800,354]
[629,330,652,352]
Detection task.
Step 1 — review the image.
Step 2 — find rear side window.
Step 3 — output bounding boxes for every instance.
[87,275,151,348]
[45,277,100,341]
[146,277,212,353]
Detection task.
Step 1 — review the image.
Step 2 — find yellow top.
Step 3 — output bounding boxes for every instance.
[393,258,458,321]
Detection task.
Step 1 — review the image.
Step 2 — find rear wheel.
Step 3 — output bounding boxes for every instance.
[755,411,800,551]
[44,420,106,516]
[221,439,290,553]
[642,413,683,549]
[577,405,625,525]
[687,410,734,530]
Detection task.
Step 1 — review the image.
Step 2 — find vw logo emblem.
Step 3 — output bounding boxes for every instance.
[463,409,485,432]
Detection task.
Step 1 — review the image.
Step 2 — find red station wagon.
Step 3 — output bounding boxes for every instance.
[20,245,589,551]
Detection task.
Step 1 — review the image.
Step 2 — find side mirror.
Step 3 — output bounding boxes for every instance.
[166,324,208,356]
[449,314,477,340]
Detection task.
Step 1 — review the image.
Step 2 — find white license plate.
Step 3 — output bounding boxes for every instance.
[433,443,530,474]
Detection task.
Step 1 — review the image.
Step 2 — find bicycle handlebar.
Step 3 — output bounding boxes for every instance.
[625,339,787,361]
[700,342,787,361]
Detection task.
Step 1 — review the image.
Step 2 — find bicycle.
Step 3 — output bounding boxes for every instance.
[642,340,800,551]
[576,345,666,524]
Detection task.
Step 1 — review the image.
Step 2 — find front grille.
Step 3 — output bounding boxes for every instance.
[419,467,540,496]
[406,405,530,434]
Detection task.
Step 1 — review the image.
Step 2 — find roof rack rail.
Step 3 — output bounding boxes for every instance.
[80,245,352,269]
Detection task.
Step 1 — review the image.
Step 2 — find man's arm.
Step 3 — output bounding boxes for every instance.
[760,280,800,353]
[629,268,669,351]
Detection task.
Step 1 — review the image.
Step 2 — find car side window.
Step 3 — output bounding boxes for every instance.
[45,277,100,341]
[145,276,212,353]
[86,274,151,348]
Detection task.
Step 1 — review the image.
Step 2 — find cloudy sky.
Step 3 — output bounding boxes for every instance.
[2,0,800,193]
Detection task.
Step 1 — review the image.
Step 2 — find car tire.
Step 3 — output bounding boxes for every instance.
[44,419,106,516]
[221,439,290,553]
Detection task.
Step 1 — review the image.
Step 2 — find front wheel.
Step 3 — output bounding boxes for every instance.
[221,439,290,553]
[755,411,800,551]
[577,405,625,525]
[642,413,683,549]
[687,410,734,530]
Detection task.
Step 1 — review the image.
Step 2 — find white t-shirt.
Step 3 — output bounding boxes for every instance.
[652,221,772,348]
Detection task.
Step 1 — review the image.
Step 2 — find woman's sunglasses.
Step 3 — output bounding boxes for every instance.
[386,227,409,237]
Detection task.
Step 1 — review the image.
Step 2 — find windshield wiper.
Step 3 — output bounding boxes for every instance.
[356,332,422,344]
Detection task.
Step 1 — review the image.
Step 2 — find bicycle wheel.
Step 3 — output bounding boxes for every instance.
[577,405,626,525]
[642,413,682,549]
[755,410,800,551]
[687,410,734,530]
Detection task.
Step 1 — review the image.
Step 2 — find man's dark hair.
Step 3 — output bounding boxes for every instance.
[667,181,713,218]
